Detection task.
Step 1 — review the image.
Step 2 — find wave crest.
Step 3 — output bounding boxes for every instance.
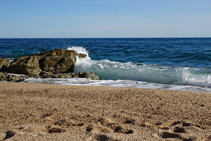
[66,46,211,88]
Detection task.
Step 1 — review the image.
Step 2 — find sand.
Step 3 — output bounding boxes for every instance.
[0,81,211,141]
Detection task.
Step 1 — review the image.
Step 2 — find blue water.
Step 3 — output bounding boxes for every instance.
[1,38,211,92]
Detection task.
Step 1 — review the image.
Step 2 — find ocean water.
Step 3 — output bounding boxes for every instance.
[1,38,211,92]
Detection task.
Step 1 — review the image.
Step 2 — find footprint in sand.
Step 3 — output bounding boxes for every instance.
[99,117,134,134]
[2,130,16,140]
[92,134,120,141]
[86,134,120,141]
[53,118,84,128]
[123,118,136,125]
[86,124,111,133]
[155,131,197,141]
[155,121,201,141]
[86,117,134,134]
[159,131,182,139]
[46,126,66,133]
[173,126,186,133]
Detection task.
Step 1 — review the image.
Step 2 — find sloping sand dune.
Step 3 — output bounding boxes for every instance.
[0,82,211,140]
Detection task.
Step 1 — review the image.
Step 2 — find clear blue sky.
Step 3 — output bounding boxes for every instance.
[0,0,211,38]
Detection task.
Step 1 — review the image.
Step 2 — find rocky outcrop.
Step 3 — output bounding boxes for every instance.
[10,49,87,76]
[0,72,8,80]
[0,58,10,72]
[7,49,100,81]
[0,72,25,82]
[78,72,99,80]
[6,75,25,82]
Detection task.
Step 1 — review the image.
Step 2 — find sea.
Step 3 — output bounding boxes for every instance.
[1,38,211,92]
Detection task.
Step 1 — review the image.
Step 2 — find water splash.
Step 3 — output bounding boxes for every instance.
[68,46,211,88]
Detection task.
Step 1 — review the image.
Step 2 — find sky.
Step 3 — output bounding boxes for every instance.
[0,0,211,38]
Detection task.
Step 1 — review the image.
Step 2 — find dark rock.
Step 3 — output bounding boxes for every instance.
[10,49,87,76]
[0,72,25,82]
[52,72,79,78]
[40,71,79,79]
[57,73,79,78]
[40,71,54,78]
[78,72,99,80]
[0,58,10,72]
[6,75,25,82]
[0,72,8,80]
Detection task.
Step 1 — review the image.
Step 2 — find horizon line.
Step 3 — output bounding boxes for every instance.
[0,37,211,39]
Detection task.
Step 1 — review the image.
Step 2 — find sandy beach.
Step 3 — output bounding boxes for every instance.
[0,81,211,141]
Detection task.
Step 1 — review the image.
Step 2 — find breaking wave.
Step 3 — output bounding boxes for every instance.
[67,46,211,88]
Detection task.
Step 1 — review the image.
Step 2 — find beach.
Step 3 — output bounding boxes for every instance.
[0,82,211,140]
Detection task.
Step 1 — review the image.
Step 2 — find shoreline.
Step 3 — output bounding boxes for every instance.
[0,81,211,140]
[24,77,211,93]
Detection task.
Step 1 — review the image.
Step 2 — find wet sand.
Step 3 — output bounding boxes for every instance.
[0,81,211,141]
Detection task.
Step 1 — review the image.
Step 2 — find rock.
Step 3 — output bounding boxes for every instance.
[10,49,87,76]
[78,72,99,80]
[6,75,25,82]
[0,72,8,80]
[55,73,79,78]
[40,71,54,78]
[0,58,10,72]
[39,49,78,73]
[0,72,25,82]
[10,56,41,76]
[40,71,79,79]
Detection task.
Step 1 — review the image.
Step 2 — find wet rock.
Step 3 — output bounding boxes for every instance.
[78,72,99,80]
[0,58,10,72]
[40,71,54,78]
[0,72,25,82]
[0,72,8,80]
[40,71,79,79]
[6,75,25,82]
[52,72,79,78]
[58,73,79,78]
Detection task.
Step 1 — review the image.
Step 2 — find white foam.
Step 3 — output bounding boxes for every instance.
[24,78,211,92]
[67,46,89,55]
[65,46,211,88]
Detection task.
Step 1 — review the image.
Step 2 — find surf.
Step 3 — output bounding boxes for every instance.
[67,46,211,88]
